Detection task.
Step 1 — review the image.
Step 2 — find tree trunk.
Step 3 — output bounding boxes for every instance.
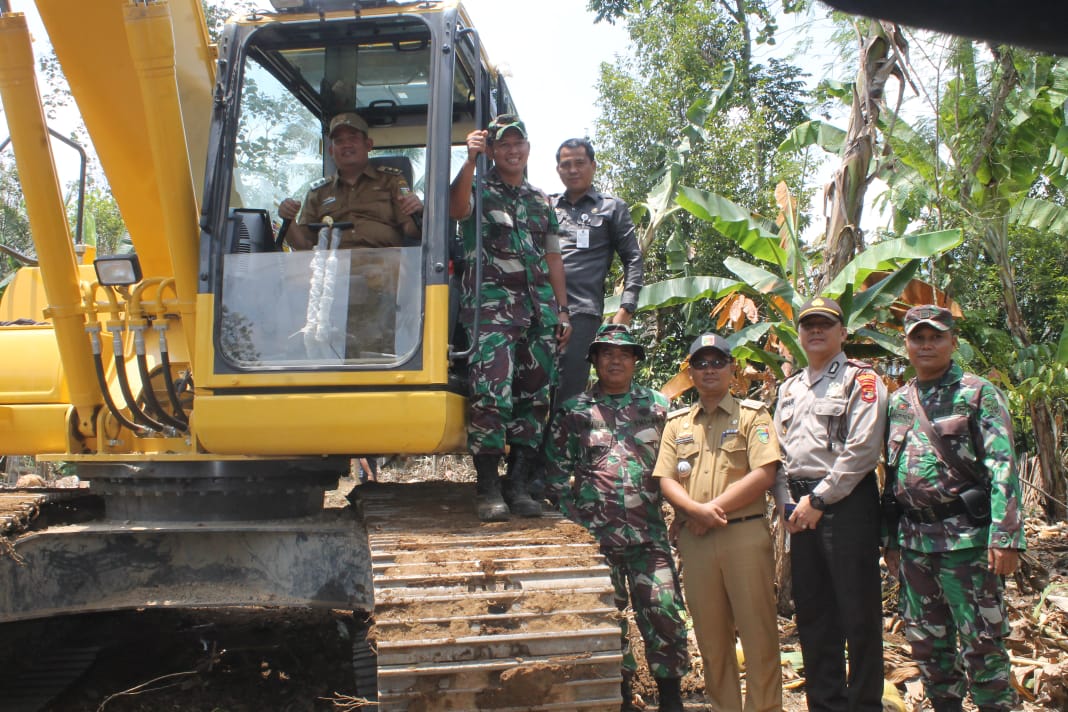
[819,22,909,289]
[983,220,1067,521]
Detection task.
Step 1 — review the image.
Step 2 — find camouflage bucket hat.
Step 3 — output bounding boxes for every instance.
[487,113,528,141]
[587,323,645,363]
[904,305,955,335]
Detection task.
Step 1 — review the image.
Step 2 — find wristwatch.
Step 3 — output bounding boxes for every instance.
[557,305,570,314]
[809,493,827,511]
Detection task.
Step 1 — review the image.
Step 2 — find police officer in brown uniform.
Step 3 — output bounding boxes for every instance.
[773,297,887,712]
[279,112,422,249]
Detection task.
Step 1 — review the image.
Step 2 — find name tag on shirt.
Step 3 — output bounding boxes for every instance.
[576,228,590,249]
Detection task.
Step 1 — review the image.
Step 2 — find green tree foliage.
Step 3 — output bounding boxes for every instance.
[592,1,810,383]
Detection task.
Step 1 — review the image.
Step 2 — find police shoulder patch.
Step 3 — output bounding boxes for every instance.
[376,165,402,175]
[310,176,331,190]
[856,369,878,403]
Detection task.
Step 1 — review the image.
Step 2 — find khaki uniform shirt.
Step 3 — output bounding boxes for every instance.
[299,164,414,248]
[772,351,887,505]
[653,393,780,522]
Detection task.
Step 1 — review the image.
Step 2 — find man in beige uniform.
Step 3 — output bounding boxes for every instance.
[654,333,782,712]
[279,112,422,249]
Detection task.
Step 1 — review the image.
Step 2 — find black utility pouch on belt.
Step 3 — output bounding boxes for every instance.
[958,486,992,525]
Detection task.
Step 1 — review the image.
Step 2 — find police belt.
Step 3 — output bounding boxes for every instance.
[787,477,823,501]
[902,498,968,524]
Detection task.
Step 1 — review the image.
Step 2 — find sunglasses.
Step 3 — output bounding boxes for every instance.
[691,357,730,371]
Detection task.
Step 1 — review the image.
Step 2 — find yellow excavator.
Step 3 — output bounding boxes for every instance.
[0,1,620,708]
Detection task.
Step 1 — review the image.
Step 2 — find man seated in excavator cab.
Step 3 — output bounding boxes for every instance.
[275,112,423,360]
[278,112,423,249]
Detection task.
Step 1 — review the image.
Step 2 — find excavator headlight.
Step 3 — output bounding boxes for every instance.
[94,254,143,286]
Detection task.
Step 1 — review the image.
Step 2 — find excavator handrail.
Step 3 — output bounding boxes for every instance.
[1,129,87,247]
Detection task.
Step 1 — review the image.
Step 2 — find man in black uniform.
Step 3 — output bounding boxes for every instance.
[552,138,643,402]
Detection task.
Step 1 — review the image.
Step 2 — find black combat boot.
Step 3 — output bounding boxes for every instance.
[501,446,543,518]
[655,676,683,712]
[931,699,964,712]
[473,454,510,522]
[620,670,639,712]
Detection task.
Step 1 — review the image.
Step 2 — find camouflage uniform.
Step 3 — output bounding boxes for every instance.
[459,166,563,455]
[546,382,690,679]
[885,361,1025,711]
[298,164,415,248]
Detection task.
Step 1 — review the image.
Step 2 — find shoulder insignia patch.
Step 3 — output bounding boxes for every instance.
[754,424,771,444]
[310,176,331,190]
[856,370,878,403]
[375,165,402,175]
[739,398,766,410]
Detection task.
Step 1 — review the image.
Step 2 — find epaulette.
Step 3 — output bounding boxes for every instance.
[376,165,402,175]
[846,358,874,370]
[309,176,331,190]
[739,398,767,410]
[667,407,690,420]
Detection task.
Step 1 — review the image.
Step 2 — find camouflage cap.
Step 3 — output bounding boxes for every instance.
[487,113,528,141]
[587,323,645,363]
[904,304,955,335]
[328,112,369,137]
[797,296,844,324]
[688,333,731,358]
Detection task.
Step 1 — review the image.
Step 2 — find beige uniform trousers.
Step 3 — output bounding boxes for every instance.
[678,517,782,712]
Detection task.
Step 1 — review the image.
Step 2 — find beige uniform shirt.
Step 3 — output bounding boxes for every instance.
[653,393,781,521]
[299,164,414,248]
[772,351,888,505]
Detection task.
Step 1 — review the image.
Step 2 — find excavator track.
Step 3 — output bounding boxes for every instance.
[358,481,623,711]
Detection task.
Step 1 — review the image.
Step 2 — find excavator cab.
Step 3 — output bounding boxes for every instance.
[192,2,511,456]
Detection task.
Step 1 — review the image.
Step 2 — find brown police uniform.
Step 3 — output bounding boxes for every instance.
[653,394,782,712]
[299,164,414,248]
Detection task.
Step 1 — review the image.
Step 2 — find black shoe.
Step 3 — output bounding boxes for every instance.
[473,454,509,522]
[502,446,543,518]
[655,676,683,712]
[931,698,964,712]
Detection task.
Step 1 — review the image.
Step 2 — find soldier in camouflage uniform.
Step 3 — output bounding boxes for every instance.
[547,324,690,712]
[654,333,782,712]
[448,114,572,522]
[883,305,1025,712]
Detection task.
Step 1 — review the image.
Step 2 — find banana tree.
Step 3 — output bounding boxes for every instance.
[612,178,963,376]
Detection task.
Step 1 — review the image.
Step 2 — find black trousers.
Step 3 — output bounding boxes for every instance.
[791,473,884,712]
[557,313,600,404]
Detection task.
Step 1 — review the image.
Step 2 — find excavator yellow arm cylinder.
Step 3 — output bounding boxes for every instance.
[0,11,100,437]
[121,1,201,364]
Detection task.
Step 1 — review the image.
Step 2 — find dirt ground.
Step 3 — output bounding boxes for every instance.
[2,456,1067,711]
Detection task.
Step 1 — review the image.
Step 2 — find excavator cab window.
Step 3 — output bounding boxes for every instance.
[214,15,439,369]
